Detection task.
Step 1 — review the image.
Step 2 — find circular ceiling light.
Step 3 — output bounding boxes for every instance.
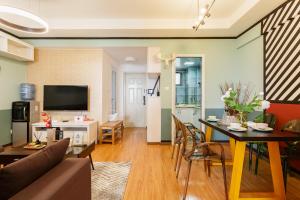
[125,56,136,62]
[0,6,48,34]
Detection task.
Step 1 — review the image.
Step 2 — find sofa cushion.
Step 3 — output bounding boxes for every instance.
[10,158,91,200]
[0,138,70,200]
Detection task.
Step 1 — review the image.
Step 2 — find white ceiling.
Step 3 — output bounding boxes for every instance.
[0,0,286,37]
[104,47,147,66]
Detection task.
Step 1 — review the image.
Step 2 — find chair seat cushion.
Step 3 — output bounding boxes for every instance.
[288,158,300,173]
[0,138,70,200]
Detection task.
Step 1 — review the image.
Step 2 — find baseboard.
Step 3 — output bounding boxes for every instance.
[160,140,171,145]
[147,142,161,145]
[147,140,171,145]
[2,143,12,147]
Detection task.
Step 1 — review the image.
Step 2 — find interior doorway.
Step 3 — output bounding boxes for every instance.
[125,73,147,127]
[172,55,205,142]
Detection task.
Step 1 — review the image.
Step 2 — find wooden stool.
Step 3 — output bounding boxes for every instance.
[99,120,124,144]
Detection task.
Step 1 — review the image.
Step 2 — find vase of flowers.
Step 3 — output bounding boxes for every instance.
[220,84,270,127]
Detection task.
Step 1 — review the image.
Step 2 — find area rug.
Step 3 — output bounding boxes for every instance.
[92,162,131,200]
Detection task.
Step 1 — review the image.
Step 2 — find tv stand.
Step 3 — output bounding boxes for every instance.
[32,121,98,144]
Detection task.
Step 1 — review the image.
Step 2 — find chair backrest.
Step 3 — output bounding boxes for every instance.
[172,114,182,138]
[178,120,199,157]
[254,112,277,128]
[282,119,300,133]
[0,146,3,153]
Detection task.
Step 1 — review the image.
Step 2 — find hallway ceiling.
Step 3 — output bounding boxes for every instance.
[104,47,147,66]
[0,0,286,38]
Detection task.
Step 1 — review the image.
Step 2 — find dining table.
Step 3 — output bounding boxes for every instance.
[199,118,300,200]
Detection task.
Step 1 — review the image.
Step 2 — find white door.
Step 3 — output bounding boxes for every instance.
[125,74,146,127]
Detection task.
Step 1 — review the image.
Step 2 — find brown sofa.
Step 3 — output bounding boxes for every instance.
[0,139,91,200]
[10,158,91,200]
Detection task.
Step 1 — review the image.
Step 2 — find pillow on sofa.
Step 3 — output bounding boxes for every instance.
[0,138,70,200]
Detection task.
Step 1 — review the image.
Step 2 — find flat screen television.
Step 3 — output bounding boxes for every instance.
[43,85,88,111]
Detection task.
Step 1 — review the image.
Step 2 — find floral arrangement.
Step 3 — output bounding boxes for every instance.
[220,82,270,125]
[41,112,52,128]
[221,88,270,113]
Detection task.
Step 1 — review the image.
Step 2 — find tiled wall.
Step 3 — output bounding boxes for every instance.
[176,66,201,105]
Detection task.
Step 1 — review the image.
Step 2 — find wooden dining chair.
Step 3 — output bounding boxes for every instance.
[178,120,228,200]
[171,114,183,171]
[248,112,277,174]
[280,119,300,189]
[176,124,204,176]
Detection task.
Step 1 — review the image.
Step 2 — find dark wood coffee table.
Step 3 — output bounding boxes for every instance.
[66,142,95,170]
[0,141,95,169]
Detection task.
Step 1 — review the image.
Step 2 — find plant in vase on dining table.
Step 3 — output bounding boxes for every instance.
[221,88,270,127]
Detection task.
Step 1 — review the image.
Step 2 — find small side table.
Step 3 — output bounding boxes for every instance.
[99,120,124,144]
[66,141,96,170]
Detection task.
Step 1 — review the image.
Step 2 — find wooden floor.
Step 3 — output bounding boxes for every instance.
[92,128,300,200]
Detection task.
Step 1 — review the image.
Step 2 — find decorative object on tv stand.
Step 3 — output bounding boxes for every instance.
[41,112,52,128]
[0,5,48,34]
[33,131,42,145]
[47,128,56,145]
[192,0,216,31]
[220,84,270,127]
[20,83,36,101]
[74,115,84,122]
[109,113,118,122]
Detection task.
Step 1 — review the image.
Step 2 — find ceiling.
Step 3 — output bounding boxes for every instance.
[0,0,286,38]
[104,47,147,66]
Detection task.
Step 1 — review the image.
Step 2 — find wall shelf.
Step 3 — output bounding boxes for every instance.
[0,31,34,61]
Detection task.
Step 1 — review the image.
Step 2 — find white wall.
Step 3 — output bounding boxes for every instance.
[101,51,121,122]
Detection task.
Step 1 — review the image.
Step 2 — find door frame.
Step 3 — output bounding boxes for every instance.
[171,54,205,144]
[124,72,147,127]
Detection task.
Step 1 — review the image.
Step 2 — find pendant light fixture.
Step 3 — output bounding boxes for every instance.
[193,0,216,31]
[0,5,48,34]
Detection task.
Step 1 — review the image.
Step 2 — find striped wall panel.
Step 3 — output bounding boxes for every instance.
[262,0,300,104]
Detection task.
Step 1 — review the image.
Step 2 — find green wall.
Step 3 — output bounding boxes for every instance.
[25,39,240,140]
[236,24,264,92]
[0,110,11,145]
[23,34,263,141]
[0,57,27,145]
[25,39,239,109]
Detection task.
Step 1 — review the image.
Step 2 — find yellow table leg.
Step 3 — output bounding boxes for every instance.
[229,141,246,200]
[229,138,236,161]
[267,142,286,200]
[205,126,213,142]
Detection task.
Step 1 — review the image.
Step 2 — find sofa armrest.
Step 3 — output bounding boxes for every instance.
[10,158,91,200]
